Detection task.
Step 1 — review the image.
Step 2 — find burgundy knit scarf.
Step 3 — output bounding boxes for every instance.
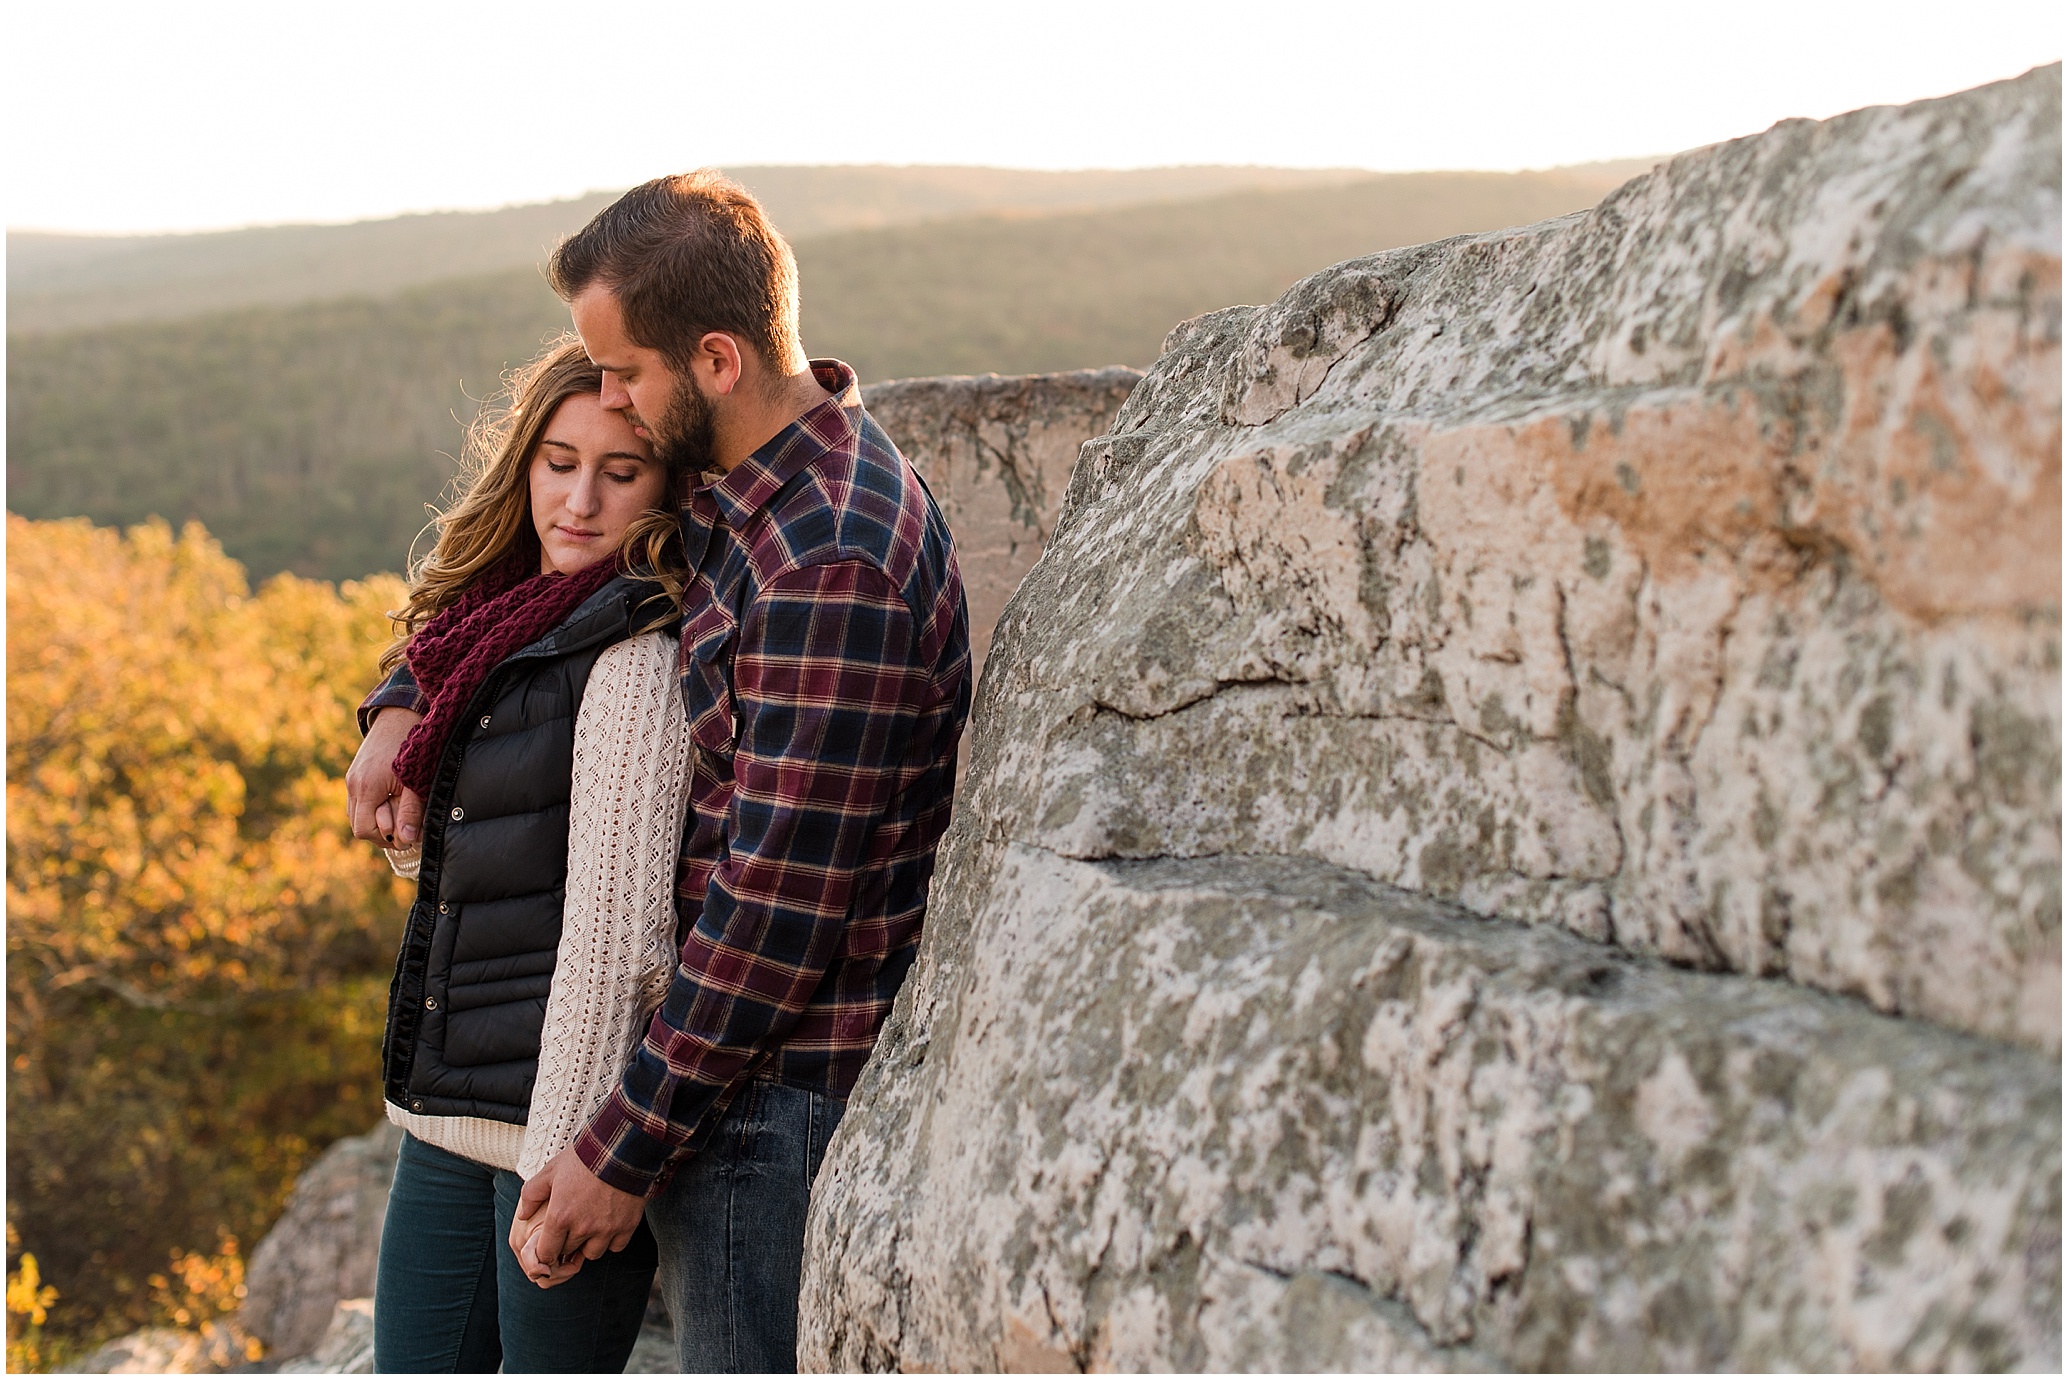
[392,554,619,798]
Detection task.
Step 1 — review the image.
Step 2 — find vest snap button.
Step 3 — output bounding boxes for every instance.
[425,996,438,1010]
[450,806,464,821]
[438,902,449,914]
[479,715,490,729]
[411,1099,423,1112]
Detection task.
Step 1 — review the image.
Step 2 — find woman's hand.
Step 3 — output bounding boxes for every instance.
[512,1211,586,1288]
[510,1146,646,1289]
[347,707,425,847]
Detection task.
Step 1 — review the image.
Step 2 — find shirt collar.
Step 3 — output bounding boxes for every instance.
[698,359,862,529]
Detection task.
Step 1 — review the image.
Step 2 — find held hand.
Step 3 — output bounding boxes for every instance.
[510,1146,645,1289]
[346,707,424,846]
[513,1216,586,1288]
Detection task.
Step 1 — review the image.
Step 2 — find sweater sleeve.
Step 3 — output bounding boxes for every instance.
[516,630,693,1180]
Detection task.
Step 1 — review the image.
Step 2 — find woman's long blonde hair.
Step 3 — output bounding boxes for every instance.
[381,336,685,671]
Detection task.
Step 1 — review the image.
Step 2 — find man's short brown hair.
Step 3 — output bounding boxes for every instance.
[548,170,802,373]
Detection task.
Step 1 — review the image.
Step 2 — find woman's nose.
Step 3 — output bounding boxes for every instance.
[568,468,603,517]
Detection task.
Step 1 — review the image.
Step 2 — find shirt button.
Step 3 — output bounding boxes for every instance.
[479,715,491,729]
[425,996,438,1011]
[450,806,464,821]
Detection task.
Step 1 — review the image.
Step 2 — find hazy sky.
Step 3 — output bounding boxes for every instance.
[9,0,2060,234]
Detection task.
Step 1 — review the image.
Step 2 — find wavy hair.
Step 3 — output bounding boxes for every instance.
[381,336,686,670]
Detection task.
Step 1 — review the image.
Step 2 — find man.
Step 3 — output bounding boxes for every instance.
[346,170,970,1370]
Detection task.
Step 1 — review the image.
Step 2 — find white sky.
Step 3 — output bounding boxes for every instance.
[7,0,2061,235]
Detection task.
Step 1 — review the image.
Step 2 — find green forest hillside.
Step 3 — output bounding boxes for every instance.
[9,165,1383,333]
[801,170,1618,381]
[9,166,1643,583]
[10,274,568,581]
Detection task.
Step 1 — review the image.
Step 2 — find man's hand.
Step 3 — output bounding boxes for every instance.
[510,1146,646,1289]
[347,707,424,847]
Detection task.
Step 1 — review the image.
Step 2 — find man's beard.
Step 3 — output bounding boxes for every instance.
[651,373,718,476]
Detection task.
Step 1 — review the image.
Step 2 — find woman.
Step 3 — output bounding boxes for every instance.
[361,338,692,1373]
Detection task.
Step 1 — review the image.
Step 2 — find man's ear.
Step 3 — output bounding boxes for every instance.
[700,333,744,397]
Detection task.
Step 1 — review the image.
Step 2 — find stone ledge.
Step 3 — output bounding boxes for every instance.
[804,846,2060,1371]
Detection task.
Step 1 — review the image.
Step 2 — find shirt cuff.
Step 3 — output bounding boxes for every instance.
[357,683,428,736]
[573,1092,677,1198]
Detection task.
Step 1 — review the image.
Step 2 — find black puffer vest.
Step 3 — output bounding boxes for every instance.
[382,574,671,1124]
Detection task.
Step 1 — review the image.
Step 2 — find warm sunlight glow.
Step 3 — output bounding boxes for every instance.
[8,0,2061,233]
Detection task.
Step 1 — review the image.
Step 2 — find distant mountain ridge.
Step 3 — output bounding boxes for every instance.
[6,161,1658,334]
[7,166,1379,333]
[8,163,1655,582]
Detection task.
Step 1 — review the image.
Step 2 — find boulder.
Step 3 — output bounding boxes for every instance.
[76,1324,249,1374]
[241,1122,400,1362]
[277,1299,373,1375]
[801,66,2062,1372]
[863,368,1143,682]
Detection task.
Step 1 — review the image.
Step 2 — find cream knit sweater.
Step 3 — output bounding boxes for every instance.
[383,630,692,1178]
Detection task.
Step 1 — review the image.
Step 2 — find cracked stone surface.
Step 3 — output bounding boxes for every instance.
[801,67,2061,1372]
[808,850,2057,1371]
[864,368,1142,684]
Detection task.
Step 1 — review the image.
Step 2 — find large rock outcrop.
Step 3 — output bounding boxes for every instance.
[801,67,2062,1372]
[241,1122,400,1362]
[864,369,1143,681]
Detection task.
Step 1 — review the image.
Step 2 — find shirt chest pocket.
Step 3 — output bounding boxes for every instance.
[680,604,739,763]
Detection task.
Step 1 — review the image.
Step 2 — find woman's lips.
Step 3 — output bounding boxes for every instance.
[555,525,602,541]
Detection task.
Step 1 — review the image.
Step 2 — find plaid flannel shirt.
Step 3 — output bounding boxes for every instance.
[572,360,969,1194]
[358,361,970,1195]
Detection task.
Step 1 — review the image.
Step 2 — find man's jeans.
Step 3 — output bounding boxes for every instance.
[647,1079,847,1373]
[373,1132,658,1373]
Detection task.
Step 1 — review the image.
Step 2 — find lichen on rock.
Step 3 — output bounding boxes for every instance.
[802,65,2062,1372]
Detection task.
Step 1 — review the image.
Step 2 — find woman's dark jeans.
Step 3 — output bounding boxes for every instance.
[647,1079,846,1373]
[373,1131,657,1373]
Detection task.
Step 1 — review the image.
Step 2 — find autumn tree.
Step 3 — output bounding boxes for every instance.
[6,515,410,1360]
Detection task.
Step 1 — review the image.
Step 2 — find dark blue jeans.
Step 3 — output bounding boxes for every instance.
[647,1079,846,1373]
[373,1131,657,1373]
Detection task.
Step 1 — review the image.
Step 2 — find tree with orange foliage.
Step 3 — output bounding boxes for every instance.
[6,515,411,1361]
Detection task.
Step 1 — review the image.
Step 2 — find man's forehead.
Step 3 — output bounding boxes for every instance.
[570,286,629,341]
[571,288,687,393]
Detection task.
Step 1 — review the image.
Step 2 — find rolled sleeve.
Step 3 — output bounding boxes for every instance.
[358,661,426,735]
[575,559,927,1194]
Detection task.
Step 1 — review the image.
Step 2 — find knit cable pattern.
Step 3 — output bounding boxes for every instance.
[516,630,693,1180]
[392,555,617,798]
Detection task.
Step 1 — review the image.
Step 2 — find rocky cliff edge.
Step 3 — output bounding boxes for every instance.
[801,66,2062,1372]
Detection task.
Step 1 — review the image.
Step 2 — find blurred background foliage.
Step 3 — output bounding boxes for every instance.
[5,515,409,1363]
